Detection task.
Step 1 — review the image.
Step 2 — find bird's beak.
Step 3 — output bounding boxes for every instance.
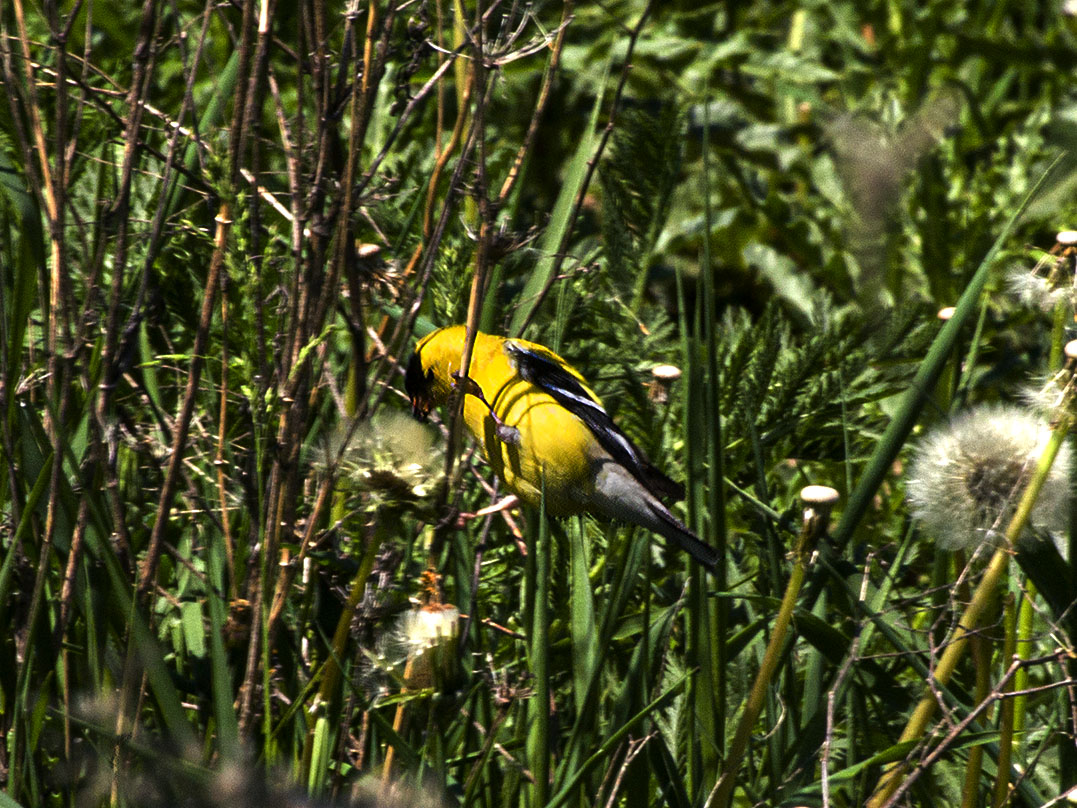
[410,392,432,419]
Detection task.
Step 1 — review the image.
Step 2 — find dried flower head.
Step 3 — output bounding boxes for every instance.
[317,410,444,512]
[383,603,460,690]
[367,571,461,690]
[906,405,1071,552]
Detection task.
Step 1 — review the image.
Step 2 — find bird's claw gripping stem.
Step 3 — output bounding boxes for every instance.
[451,371,521,445]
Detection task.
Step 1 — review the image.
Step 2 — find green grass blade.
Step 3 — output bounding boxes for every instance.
[509,56,611,337]
[547,672,688,808]
[527,497,551,807]
[206,529,240,759]
[569,517,597,704]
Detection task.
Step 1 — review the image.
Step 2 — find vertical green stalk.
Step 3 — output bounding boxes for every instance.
[1015,295,1068,749]
[699,84,727,764]
[527,499,550,807]
[992,595,1017,808]
[300,525,383,786]
[960,628,991,808]
[683,299,716,790]
[206,529,239,761]
[1011,584,1034,748]
[1049,296,1067,371]
[712,491,832,807]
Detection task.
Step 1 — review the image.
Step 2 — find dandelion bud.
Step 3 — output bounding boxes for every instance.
[798,485,839,551]
[650,364,682,404]
[801,485,839,522]
[906,405,1071,552]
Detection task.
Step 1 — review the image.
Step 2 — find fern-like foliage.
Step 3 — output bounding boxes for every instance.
[599,105,686,288]
[719,298,933,482]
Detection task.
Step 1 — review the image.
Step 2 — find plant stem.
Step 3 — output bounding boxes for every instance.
[527,507,551,807]
[992,594,1017,808]
[712,503,825,807]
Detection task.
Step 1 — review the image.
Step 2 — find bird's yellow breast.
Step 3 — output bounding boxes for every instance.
[466,376,598,514]
[416,326,601,514]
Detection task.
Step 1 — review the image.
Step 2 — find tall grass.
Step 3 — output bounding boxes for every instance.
[2,1,1077,806]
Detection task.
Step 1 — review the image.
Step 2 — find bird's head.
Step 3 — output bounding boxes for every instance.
[405,325,473,418]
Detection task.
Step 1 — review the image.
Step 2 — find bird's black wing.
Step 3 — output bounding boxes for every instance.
[506,341,684,503]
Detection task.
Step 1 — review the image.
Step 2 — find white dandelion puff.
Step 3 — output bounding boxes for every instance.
[906,405,1071,552]
[385,604,460,690]
[1021,370,1077,419]
[317,410,445,507]
[1005,266,1071,312]
[1007,236,1077,313]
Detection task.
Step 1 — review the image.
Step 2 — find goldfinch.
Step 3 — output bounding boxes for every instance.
[405,325,719,570]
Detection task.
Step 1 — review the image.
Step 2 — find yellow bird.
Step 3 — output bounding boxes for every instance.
[404,325,718,570]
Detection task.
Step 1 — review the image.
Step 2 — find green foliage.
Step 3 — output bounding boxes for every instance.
[3,0,1077,806]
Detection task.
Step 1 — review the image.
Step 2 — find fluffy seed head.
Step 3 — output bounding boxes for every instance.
[906,405,1071,552]
[393,604,460,689]
[1006,267,1071,313]
[1020,370,1077,419]
[317,411,444,511]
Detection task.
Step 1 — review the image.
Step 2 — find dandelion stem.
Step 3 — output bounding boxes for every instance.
[381,658,414,791]
[711,493,832,808]
[960,586,991,808]
[1011,582,1034,749]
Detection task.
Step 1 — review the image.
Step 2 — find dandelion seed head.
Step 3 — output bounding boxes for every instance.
[1020,371,1074,417]
[1006,267,1068,312]
[396,605,460,657]
[906,405,1071,552]
[317,410,445,513]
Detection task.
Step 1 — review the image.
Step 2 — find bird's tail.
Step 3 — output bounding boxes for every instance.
[649,502,720,572]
